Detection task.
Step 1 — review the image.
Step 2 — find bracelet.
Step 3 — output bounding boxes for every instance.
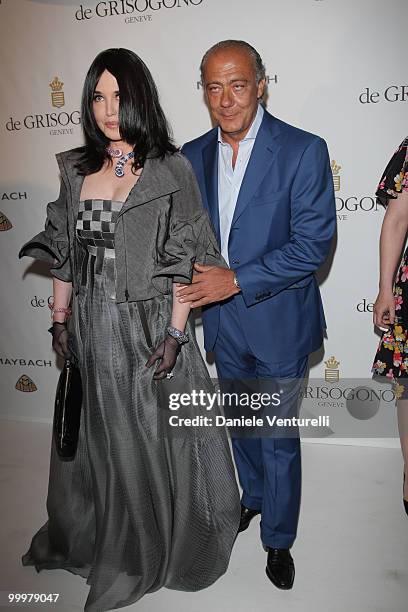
[167,326,189,345]
[48,302,72,321]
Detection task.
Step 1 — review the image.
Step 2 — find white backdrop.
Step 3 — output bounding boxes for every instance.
[0,0,406,433]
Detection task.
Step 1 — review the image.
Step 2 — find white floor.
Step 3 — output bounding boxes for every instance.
[1,420,407,612]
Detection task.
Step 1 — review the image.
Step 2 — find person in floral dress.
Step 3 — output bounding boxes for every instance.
[373,137,408,515]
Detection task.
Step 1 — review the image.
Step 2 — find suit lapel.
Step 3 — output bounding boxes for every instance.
[202,134,221,243]
[231,113,282,226]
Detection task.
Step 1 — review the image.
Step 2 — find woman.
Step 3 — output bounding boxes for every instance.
[19,48,240,611]
[372,137,408,516]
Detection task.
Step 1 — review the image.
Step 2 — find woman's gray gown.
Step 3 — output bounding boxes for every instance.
[22,198,240,612]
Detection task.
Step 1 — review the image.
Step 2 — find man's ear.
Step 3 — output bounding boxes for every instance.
[257,78,266,100]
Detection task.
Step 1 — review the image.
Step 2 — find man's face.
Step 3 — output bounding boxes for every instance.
[202,47,265,142]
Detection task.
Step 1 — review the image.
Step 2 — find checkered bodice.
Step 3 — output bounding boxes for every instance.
[76,199,124,255]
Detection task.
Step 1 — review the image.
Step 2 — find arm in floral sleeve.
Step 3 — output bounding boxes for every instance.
[373,190,408,329]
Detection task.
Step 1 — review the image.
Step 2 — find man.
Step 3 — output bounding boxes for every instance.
[179,40,335,589]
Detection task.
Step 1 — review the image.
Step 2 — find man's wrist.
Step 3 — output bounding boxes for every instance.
[233,272,241,292]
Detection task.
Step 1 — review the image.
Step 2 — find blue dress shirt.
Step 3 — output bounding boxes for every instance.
[217,104,264,265]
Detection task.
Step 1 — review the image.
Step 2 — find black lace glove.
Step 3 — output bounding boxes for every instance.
[48,322,71,359]
[146,335,181,380]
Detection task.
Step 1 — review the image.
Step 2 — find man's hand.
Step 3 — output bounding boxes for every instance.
[176,263,240,308]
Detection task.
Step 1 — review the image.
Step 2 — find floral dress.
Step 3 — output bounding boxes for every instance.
[373,137,408,398]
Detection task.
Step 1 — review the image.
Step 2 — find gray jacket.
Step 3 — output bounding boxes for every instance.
[19,148,223,302]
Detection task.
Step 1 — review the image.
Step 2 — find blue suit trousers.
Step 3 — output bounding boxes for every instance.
[213,298,307,549]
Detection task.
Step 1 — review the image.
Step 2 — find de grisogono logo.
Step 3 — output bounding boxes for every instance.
[331,160,341,192]
[75,0,204,24]
[359,85,408,105]
[5,75,80,137]
[30,295,53,309]
[324,355,340,383]
[331,159,381,221]
[302,354,395,415]
[49,76,65,109]
[356,298,374,313]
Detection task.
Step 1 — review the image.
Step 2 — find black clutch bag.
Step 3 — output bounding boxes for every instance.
[53,359,82,461]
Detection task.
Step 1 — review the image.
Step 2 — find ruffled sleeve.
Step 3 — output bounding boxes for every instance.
[376,137,408,207]
[152,208,225,289]
[18,179,72,282]
[151,153,225,292]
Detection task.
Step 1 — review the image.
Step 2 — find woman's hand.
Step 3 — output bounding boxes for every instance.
[49,322,71,359]
[373,290,396,331]
[146,335,181,380]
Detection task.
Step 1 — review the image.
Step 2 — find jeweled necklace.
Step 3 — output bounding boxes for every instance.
[106,147,135,178]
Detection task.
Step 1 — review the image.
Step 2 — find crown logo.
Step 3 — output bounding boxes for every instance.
[324,356,340,383]
[15,375,37,392]
[49,76,63,91]
[49,76,65,108]
[0,211,12,231]
[331,160,341,192]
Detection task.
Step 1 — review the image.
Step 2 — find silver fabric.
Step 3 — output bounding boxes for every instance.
[22,200,241,612]
[86,244,115,258]
[19,151,227,300]
[76,199,123,249]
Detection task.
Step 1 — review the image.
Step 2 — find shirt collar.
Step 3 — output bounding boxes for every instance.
[218,103,264,145]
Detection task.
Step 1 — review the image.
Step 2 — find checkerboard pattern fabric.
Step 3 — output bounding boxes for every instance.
[76,199,124,282]
[76,199,123,250]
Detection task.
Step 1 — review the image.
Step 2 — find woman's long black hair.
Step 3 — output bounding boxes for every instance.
[76,48,177,175]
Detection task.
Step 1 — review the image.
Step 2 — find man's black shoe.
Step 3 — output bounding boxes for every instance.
[238,505,261,533]
[265,548,295,590]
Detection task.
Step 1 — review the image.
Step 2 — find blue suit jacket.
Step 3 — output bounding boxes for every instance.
[182,110,336,362]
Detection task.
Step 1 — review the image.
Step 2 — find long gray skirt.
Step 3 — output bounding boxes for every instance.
[22,250,240,612]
